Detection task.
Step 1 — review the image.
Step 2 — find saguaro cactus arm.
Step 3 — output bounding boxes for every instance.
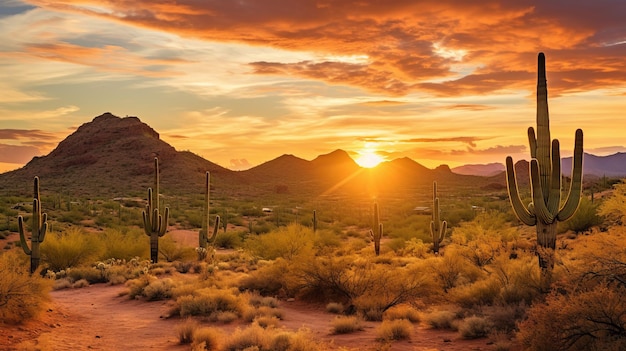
[557,128,584,221]
[505,157,536,226]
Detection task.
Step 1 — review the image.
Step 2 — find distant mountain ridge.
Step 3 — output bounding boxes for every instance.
[453,153,626,178]
[1,113,621,199]
[452,163,505,177]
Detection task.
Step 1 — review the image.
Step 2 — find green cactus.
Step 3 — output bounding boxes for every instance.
[506,52,584,289]
[430,181,447,255]
[142,157,169,263]
[369,203,383,256]
[18,176,48,274]
[312,210,317,233]
[199,171,220,250]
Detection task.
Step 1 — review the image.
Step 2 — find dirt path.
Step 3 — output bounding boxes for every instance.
[1,283,500,351]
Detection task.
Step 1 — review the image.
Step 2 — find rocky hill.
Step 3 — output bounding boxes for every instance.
[0,113,237,198]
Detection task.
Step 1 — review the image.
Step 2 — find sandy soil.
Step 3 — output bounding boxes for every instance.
[1,229,518,351]
[1,282,501,351]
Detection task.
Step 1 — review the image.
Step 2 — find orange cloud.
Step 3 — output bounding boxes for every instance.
[23,0,626,96]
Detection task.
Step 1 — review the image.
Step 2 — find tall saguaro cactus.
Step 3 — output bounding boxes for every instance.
[18,176,48,273]
[199,171,220,249]
[506,52,584,289]
[142,157,169,263]
[369,203,383,256]
[430,181,447,255]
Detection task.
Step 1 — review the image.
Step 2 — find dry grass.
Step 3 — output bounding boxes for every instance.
[331,316,363,334]
[458,315,492,339]
[375,319,414,341]
[382,305,420,323]
[325,302,344,314]
[176,318,199,344]
[0,250,53,324]
[191,327,222,351]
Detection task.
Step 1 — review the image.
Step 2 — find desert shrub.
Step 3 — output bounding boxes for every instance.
[72,279,90,288]
[52,277,74,290]
[331,316,363,334]
[486,303,527,333]
[517,282,626,351]
[294,256,437,317]
[192,327,221,351]
[143,278,176,301]
[99,228,148,260]
[254,315,281,329]
[67,266,107,284]
[375,319,413,341]
[458,315,492,339]
[0,250,53,323]
[239,258,289,295]
[214,230,243,249]
[488,254,542,305]
[41,228,103,271]
[396,238,430,258]
[424,310,458,330]
[312,229,341,253]
[158,234,196,262]
[598,181,626,225]
[223,324,270,351]
[245,223,315,260]
[560,197,602,233]
[125,274,156,299]
[177,287,245,318]
[177,318,199,344]
[451,277,502,308]
[424,249,483,292]
[325,302,344,314]
[383,305,420,323]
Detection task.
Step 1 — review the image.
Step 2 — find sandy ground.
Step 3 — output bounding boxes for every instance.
[1,229,517,351]
[0,283,500,351]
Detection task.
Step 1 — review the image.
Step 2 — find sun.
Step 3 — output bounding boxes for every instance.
[354,149,385,168]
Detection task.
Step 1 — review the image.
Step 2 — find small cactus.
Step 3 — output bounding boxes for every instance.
[142,157,169,263]
[199,172,220,253]
[369,203,383,256]
[430,181,447,255]
[312,210,317,233]
[18,176,48,274]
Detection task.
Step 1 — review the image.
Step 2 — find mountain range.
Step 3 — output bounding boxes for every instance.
[0,113,623,199]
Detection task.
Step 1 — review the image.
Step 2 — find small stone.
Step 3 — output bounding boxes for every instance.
[95,335,101,339]
[443,338,452,342]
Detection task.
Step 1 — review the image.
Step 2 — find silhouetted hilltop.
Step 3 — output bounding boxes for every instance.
[0,113,235,197]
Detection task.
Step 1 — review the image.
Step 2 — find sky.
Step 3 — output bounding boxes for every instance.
[1,0,625,172]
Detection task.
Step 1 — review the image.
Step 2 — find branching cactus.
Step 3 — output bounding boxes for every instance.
[369,203,383,256]
[506,52,584,290]
[199,171,220,252]
[430,181,447,255]
[18,176,48,274]
[142,157,169,263]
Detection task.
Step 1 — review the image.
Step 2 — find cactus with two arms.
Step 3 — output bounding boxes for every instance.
[142,157,169,263]
[18,176,48,274]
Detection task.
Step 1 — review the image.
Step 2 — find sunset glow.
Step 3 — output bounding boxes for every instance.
[355,149,385,168]
[1,1,625,173]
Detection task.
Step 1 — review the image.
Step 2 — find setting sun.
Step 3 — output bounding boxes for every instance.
[355,150,385,168]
